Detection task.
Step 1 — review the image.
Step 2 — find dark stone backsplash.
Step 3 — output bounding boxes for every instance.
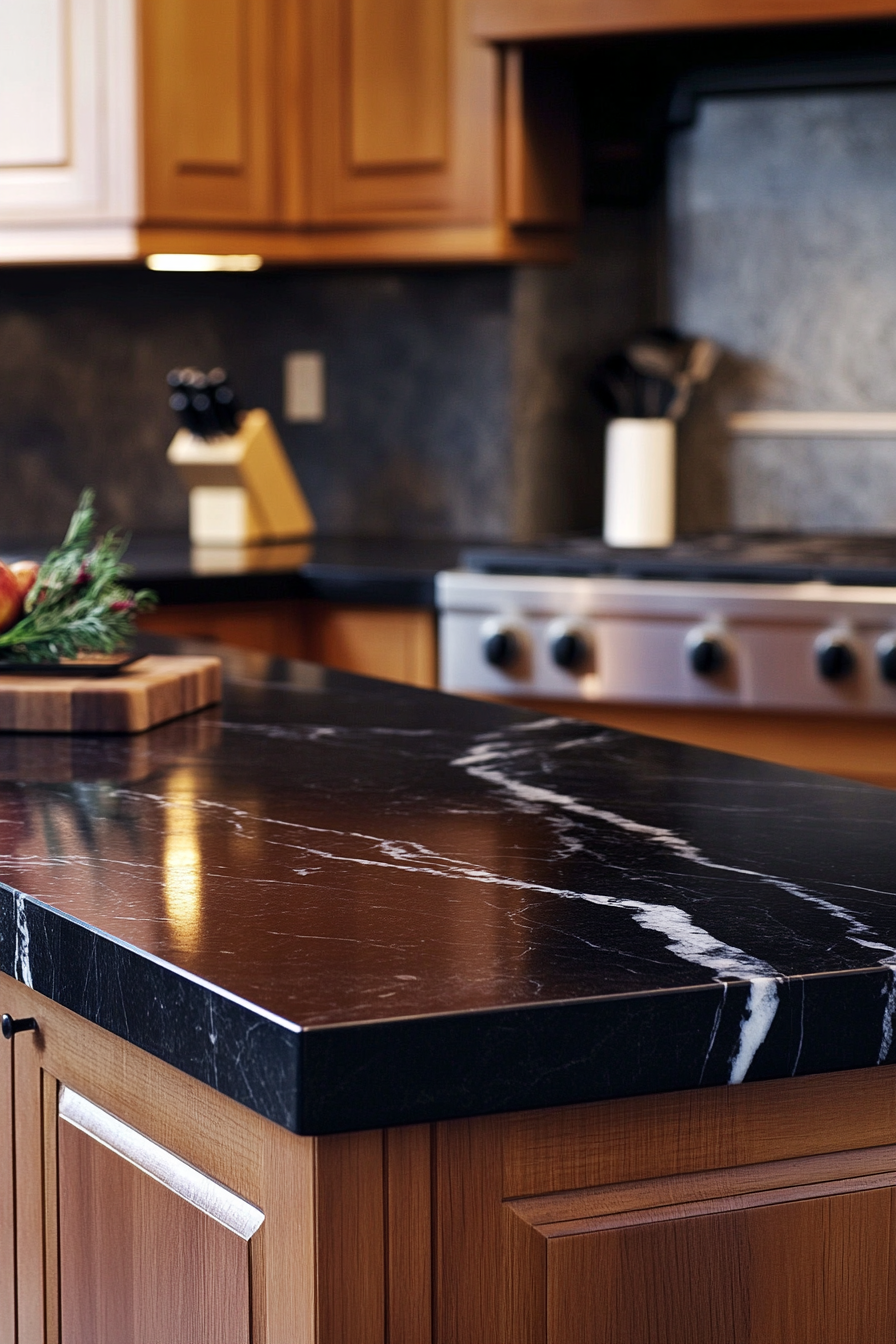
[0,264,514,542]
[669,88,896,534]
[0,206,664,545]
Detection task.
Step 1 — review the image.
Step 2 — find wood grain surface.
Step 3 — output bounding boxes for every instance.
[1,974,317,1344]
[316,1130,386,1344]
[473,0,896,40]
[0,655,221,734]
[136,222,574,265]
[385,1125,433,1344]
[141,0,278,225]
[58,1118,252,1344]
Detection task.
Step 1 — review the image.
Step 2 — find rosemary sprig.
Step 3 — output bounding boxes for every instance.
[0,490,157,663]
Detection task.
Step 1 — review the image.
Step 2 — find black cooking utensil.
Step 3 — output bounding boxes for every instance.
[590,352,642,418]
[626,330,720,421]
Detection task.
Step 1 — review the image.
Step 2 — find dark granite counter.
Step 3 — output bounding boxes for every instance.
[3,638,896,1134]
[0,535,466,608]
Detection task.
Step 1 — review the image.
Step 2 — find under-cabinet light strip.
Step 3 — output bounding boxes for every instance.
[145,254,263,272]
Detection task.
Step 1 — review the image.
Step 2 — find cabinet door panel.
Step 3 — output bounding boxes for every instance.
[349,0,449,170]
[0,0,66,168]
[547,1188,896,1344]
[142,0,277,224]
[0,0,137,227]
[58,1088,257,1344]
[305,0,498,224]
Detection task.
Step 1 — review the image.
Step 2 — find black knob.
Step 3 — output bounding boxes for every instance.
[817,639,855,682]
[483,630,520,669]
[1,1015,37,1040]
[689,638,727,676]
[879,642,896,684]
[551,631,589,671]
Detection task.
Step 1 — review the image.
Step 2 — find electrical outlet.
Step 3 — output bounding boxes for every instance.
[284,351,326,423]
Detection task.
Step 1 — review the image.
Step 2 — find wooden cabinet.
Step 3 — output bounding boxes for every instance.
[435,1069,896,1343]
[138,600,438,688]
[0,0,138,262]
[2,978,316,1344]
[139,0,575,263]
[7,973,896,1343]
[141,0,579,263]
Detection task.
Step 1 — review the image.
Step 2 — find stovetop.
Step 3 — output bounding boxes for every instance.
[460,534,896,587]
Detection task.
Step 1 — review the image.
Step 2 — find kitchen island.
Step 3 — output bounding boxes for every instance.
[4,640,896,1341]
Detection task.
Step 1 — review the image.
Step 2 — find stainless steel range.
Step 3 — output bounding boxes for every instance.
[437,536,896,714]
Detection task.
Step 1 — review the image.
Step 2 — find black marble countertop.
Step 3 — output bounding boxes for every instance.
[4,638,896,1134]
[1,535,467,608]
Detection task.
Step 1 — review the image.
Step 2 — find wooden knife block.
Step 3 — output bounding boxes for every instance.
[167,408,316,546]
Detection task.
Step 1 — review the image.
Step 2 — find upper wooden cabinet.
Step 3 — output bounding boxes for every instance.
[139,0,575,262]
[0,0,578,264]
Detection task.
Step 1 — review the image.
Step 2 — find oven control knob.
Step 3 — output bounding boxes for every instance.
[551,631,589,671]
[816,634,855,682]
[548,622,591,672]
[482,625,522,669]
[878,636,896,684]
[689,637,727,676]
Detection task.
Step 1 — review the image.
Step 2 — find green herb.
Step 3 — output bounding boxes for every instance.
[0,489,157,663]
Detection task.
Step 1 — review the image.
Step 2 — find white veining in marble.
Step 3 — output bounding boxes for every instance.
[14,889,32,988]
[452,721,896,1076]
[728,978,779,1084]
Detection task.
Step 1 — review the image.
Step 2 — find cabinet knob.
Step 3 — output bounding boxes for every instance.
[1,1014,37,1040]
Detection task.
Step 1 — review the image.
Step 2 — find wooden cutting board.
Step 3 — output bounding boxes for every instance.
[0,655,222,734]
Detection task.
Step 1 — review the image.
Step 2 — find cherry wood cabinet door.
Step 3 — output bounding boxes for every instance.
[2,976,318,1344]
[141,0,279,225]
[57,1087,257,1343]
[436,1070,896,1344]
[301,0,499,226]
[541,1184,896,1343]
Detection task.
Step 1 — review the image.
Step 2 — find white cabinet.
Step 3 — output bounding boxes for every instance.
[0,0,138,261]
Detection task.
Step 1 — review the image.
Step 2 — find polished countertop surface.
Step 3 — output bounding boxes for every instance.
[1,535,467,607]
[3,639,896,1132]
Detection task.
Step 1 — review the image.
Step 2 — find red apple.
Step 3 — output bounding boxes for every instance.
[10,560,39,602]
[0,562,23,633]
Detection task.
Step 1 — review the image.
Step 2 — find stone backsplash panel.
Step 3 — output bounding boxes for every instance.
[0,265,512,542]
[670,86,896,534]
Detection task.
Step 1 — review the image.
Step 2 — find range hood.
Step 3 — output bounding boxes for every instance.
[472,0,896,43]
